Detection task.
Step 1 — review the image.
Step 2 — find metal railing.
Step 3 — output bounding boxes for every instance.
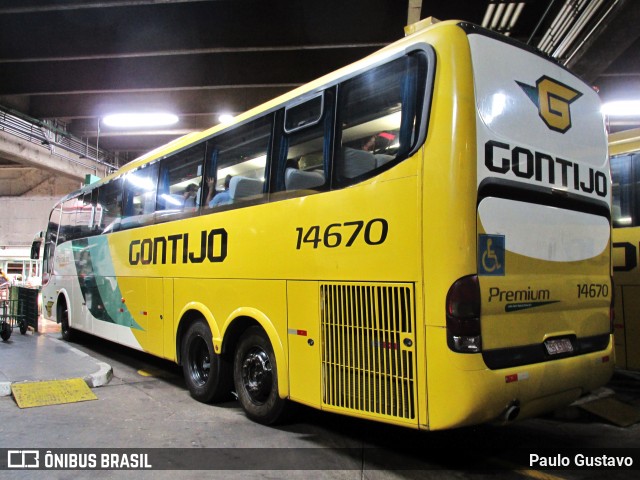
[0,105,119,175]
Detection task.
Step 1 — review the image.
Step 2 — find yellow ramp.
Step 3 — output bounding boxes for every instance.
[11,378,97,408]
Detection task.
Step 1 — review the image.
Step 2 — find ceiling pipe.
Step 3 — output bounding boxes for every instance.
[407,0,422,25]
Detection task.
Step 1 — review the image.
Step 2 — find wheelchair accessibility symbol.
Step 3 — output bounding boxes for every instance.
[478,234,505,276]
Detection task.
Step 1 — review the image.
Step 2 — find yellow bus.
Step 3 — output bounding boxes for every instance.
[610,127,640,371]
[34,18,614,430]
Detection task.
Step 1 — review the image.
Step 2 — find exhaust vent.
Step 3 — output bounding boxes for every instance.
[321,283,416,420]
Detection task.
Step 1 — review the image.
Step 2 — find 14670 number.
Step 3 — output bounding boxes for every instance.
[576,283,609,298]
[295,219,388,250]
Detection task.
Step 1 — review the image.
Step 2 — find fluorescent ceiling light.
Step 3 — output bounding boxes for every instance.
[602,101,640,117]
[103,112,179,128]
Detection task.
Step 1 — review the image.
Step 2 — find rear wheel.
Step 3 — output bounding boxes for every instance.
[234,326,288,425]
[182,319,232,403]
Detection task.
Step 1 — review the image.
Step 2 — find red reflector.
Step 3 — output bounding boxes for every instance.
[505,374,518,383]
[297,330,307,337]
[602,356,610,363]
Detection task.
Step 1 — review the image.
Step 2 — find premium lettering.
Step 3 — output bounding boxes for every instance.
[485,140,607,198]
[488,286,550,303]
[129,228,227,265]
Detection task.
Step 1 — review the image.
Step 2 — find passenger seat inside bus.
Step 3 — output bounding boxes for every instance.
[285,168,325,190]
[229,176,264,202]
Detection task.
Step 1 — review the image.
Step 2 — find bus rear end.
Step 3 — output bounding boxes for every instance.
[434,26,613,429]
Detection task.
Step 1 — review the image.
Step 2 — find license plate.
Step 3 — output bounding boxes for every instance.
[544,338,574,355]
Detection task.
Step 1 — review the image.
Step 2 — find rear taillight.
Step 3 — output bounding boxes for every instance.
[610,276,615,335]
[446,275,481,353]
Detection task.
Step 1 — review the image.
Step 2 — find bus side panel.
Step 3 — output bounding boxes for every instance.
[163,278,175,361]
[612,226,640,370]
[287,280,321,408]
[420,25,479,429]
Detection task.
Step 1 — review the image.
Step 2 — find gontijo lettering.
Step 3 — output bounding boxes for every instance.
[129,228,227,265]
[485,140,608,198]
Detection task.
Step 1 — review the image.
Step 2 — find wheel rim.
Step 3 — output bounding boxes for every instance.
[241,346,272,404]
[188,336,210,386]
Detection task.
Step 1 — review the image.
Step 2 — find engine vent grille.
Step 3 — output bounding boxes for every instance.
[321,283,416,420]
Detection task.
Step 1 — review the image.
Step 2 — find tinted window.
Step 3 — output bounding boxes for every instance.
[76,192,95,238]
[335,54,426,185]
[58,197,81,243]
[279,91,332,193]
[156,143,205,218]
[285,94,323,132]
[611,153,640,227]
[95,178,123,234]
[122,163,159,229]
[204,116,272,209]
[43,206,62,280]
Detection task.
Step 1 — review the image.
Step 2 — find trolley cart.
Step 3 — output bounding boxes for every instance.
[1,285,29,341]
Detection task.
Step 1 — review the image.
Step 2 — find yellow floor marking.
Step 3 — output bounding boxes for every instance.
[137,368,166,377]
[11,378,97,408]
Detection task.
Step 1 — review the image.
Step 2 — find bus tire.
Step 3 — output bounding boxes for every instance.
[182,319,232,403]
[234,326,288,425]
[59,301,74,342]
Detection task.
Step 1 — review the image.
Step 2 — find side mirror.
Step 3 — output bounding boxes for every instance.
[30,240,40,260]
[30,238,42,260]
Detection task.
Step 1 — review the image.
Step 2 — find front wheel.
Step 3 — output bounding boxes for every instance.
[59,301,74,342]
[182,320,232,403]
[234,326,288,425]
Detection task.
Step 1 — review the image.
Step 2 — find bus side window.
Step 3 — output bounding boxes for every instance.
[156,143,205,219]
[335,54,425,186]
[96,178,123,234]
[277,91,331,193]
[121,163,159,230]
[203,116,272,210]
[42,205,62,283]
[58,197,80,243]
[76,192,95,238]
[611,153,640,228]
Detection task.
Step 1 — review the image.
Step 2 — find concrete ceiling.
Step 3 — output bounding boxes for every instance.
[1,0,639,196]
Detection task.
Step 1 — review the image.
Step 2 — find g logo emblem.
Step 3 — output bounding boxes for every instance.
[517,76,582,133]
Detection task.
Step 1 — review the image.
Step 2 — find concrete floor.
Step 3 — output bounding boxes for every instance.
[1,320,639,479]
